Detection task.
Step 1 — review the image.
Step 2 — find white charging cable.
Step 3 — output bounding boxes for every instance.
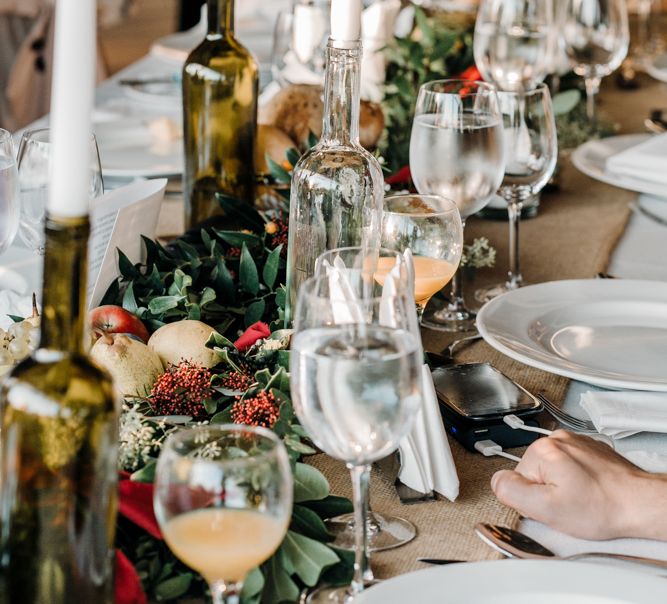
[503,414,553,435]
[474,439,522,462]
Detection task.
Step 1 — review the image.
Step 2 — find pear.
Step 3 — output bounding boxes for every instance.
[148,320,219,368]
[90,333,164,398]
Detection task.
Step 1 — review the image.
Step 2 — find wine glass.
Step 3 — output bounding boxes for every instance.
[0,128,19,254]
[381,195,463,320]
[476,84,557,302]
[16,128,103,255]
[271,1,328,87]
[474,0,554,92]
[312,246,419,553]
[560,0,629,124]
[291,275,422,603]
[409,80,505,332]
[154,424,292,604]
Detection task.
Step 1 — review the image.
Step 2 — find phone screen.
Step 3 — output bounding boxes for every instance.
[432,363,540,420]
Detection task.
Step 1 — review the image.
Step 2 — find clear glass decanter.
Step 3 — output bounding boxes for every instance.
[284,37,384,320]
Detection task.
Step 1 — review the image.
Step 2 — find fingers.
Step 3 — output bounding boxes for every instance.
[491,469,554,523]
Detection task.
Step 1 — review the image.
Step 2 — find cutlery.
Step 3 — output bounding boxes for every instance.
[475,523,667,571]
[536,393,596,432]
[426,334,483,368]
[417,558,464,565]
[644,109,667,134]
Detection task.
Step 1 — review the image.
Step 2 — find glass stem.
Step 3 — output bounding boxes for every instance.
[447,218,466,312]
[210,580,243,604]
[584,76,601,127]
[506,198,524,290]
[348,463,371,595]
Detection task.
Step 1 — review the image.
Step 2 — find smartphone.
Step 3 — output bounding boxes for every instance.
[431,363,543,452]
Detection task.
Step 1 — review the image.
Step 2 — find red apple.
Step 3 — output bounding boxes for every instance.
[90,305,150,344]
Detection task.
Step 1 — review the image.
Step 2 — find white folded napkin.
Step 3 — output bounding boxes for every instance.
[606,132,667,186]
[580,390,667,439]
[0,291,34,331]
[398,365,460,501]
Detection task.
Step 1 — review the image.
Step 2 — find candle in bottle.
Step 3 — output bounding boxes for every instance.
[330,0,361,42]
[48,0,96,218]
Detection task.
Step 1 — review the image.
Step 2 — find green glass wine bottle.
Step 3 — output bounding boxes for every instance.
[0,216,118,604]
[182,0,259,229]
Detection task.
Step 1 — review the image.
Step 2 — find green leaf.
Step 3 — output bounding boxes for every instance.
[211,407,234,424]
[100,279,120,306]
[207,331,237,349]
[117,249,140,279]
[242,567,265,599]
[148,295,183,314]
[267,157,292,184]
[122,283,138,314]
[552,89,581,116]
[214,257,236,305]
[200,286,216,307]
[130,459,156,483]
[214,230,264,251]
[285,436,317,455]
[275,286,287,310]
[254,368,272,386]
[294,462,329,503]
[291,505,332,541]
[261,549,300,604]
[262,245,282,289]
[303,495,354,518]
[286,147,301,167]
[282,530,339,587]
[155,573,193,601]
[7,314,24,323]
[307,131,319,148]
[239,243,260,295]
[245,299,266,327]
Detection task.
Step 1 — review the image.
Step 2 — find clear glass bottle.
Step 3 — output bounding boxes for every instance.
[285,38,384,319]
[182,0,259,229]
[0,216,118,604]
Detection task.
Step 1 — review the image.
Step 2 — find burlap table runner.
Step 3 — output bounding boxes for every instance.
[310,72,653,572]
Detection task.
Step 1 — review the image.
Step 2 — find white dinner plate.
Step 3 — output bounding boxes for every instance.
[95,118,183,178]
[476,279,667,391]
[571,134,667,199]
[356,560,667,603]
[645,52,667,84]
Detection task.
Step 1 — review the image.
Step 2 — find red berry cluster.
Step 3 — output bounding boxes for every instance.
[217,371,252,392]
[230,391,280,428]
[269,219,288,257]
[226,247,242,258]
[150,361,213,420]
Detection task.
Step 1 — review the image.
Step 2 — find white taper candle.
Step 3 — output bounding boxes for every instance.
[330,0,361,42]
[48,0,96,218]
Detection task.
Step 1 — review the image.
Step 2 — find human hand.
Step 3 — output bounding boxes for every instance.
[491,430,667,540]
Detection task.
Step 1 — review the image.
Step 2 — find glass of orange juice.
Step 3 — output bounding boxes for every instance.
[381,194,463,322]
[153,425,292,604]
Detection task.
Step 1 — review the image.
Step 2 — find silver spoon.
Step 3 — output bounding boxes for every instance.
[475,523,667,571]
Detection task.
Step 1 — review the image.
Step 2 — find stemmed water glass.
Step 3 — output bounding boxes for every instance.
[476,84,558,302]
[16,128,103,254]
[560,0,629,125]
[291,275,422,603]
[380,195,463,320]
[154,425,293,604]
[474,0,554,93]
[409,80,505,332]
[312,246,419,553]
[0,129,19,254]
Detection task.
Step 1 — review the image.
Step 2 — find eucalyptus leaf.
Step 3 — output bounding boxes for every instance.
[245,299,266,327]
[282,530,339,587]
[242,567,265,599]
[130,459,156,483]
[291,504,333,541]
[240,243,260,295]
[267,157,292,184]
[261,549,300,604]
[122,283,138,314]
[148,295,183,314]
[155,573,192,601]
[294,462,329,503]
[552,89,581,116]
[302,495,354,518]
[262,245,282,289]
[214,230,264,251]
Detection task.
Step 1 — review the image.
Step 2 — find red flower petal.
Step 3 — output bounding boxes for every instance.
[235,321,271,352]
[115,549,148,604]
[118,475,162,540]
